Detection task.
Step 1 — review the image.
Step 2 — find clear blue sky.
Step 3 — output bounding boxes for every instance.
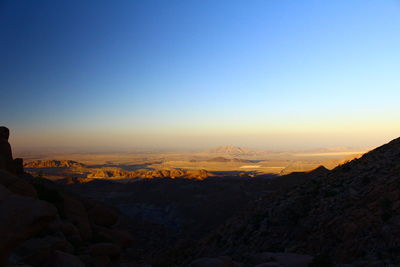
[1,0,400,150]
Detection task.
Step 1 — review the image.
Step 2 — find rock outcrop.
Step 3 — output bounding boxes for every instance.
[0,126,13,173]
[0,127,139,267]
[0,126,23,174]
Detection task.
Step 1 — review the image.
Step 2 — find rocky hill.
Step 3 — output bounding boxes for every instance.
[202,146,258,157]
[24,160,86,168]
[86,168,212,180]
[183,137,400,266]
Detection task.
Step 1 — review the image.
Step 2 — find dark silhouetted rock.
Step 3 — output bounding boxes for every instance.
[48,250,85,267]
[249,252,313,267]
[0,184,57,265]
[89,242,121,258]
[0,126,13,173]
[0,170,37,198]
[14,236,74,266]
[62,195,92,240]
[189,256,241,267]
[88,204,119,227]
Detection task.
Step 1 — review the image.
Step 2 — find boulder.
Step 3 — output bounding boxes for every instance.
[60,221,80,237]
[0,185,57,265]
[0,170,37,198]
[105,229,133,248]
[248,252,313,267]
[189,256,241,267]
[254,263,282,267]
[62,195,92,240]
[48,250,85,267]
[13,236,73,266]
[93,226,133,248]
[128,264,153,267]
[89,243,121,258]
[60,221,83,246]
[77,254,92,266]
[88,204,119,227]
[91,255,111,267]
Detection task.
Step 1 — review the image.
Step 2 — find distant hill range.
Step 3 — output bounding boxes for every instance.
[86,168,213,180]
[23,159,214,180]
[24,160,86,168]
[206,157,253,163]
[201,146,266,157]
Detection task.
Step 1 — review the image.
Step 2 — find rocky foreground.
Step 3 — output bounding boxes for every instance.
[0,169,142,267]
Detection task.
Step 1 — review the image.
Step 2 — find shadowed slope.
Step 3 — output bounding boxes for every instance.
[187,137,400,265]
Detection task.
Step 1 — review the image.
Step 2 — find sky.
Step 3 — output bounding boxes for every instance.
[1,0,400,151]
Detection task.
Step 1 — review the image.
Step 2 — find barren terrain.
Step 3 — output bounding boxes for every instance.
[16,146,368,180]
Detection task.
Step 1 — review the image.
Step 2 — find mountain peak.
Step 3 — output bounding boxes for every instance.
[202,146,255,155]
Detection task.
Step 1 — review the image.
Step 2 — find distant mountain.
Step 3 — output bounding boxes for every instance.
[202,146,258,156]
[206,157,253,163]
[24,160,86,168]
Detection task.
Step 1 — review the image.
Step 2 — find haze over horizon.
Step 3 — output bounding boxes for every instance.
[2,0,400,150]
